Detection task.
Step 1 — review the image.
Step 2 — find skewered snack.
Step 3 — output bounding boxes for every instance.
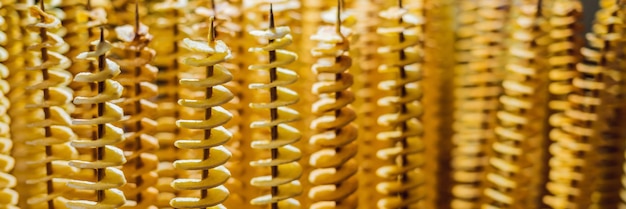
[0,2,19,208]
[215,2,248,208]
[65,0,108,101]
[351,0,388,208]
[243,0,304,142]
[375,1,425,208]
[6,1,38,206]
[169,17,233,209]
[590,2,626,209]
[6,1,626,209]
[452,0,508,208]
[482,1,548,208]
[149,0,187,207]
[543,0,623,208]
[576,0,624,208]
[186,1,247,207]
[546,0,582,132]
[243,1,305,191]
[543,0,584,208]
[68,0,110,165]
[308,2,358,209]
[66,28,127,209]
[451,1,480,207]
[248,6,303,209]
[15,3,80,208]
[108,3,159,208]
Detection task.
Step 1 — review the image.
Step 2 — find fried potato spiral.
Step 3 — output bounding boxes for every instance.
[66,29,128,209]
[375,2,426,208]
[169,18,233,209]
[110,16,160,209]
[308,9,358,209]
[247,8,303,209]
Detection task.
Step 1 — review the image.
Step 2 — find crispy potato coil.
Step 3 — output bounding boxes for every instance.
[577,0,624,207]
[375,2,426,208]
[307,14,358,209]
[452,0,509,207]
[247,9,303,209]
[451,1,482,208]
[352,0,388,208]
[542,0,584,208]
[109,19,160,209]
[184,1,247,207]
[6,1,38,207]
[66,30,128,209]
[0,2,18,208]
[544,0,623,208]
[169,18,233,209]
[483,1,548,208]
[19,4,81,208]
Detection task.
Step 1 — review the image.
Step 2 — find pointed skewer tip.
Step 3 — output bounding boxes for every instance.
[269,3,275,29]
[336,0,342,33]
[208,16,216,42]
[135,0,140,34]
[99,27,105,41]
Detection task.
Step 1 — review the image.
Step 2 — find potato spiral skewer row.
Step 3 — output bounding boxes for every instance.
[0,2,18,208]
[169,17,233,209]
[23,3,81,208]
[308,3,358,209]
[248,7,302,209]
[542,0,584,208]
[543,0,623,208]
[376,1,425,208]
[483,1,546,208]
[110,3,160,208]
[65,29,128,209]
